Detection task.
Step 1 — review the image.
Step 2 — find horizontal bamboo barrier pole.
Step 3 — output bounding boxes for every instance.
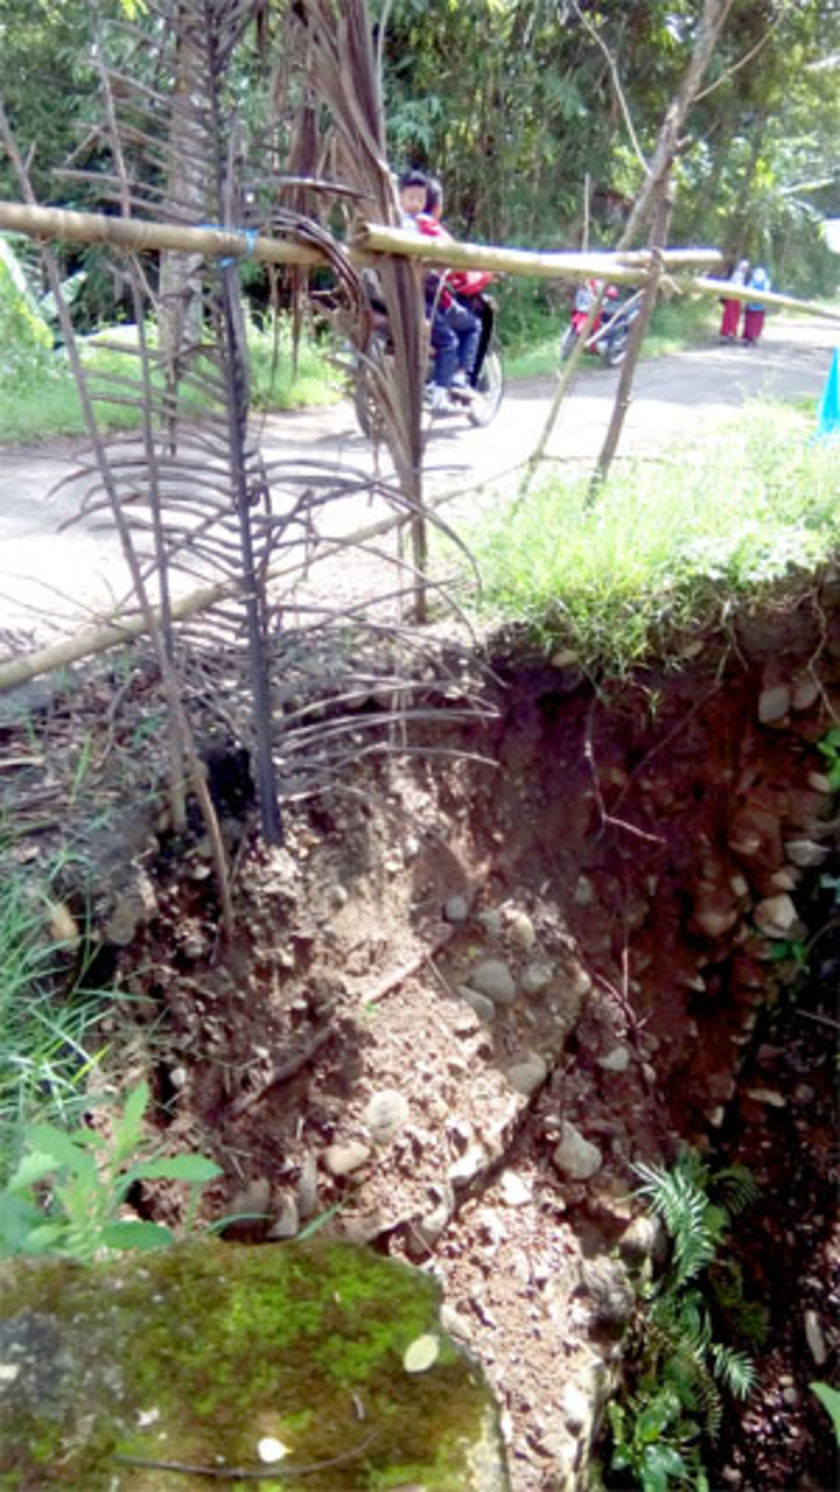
[0,199,324,267]
[3,200,837,319]
[0,500,421,693]
[355,222,725,283]
[692,275,840,321]
[1,198,723,285]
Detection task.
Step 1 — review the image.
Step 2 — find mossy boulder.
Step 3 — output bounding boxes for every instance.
[0,1238,507,1490]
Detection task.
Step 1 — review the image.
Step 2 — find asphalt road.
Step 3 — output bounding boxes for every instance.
[0,315,836,651]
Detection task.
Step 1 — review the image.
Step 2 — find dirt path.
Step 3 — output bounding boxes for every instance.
[0,316,835,650]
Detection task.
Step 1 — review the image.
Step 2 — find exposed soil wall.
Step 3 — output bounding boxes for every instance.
[4,577,839,1490]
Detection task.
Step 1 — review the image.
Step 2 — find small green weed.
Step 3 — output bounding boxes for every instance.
[603,1153,760,1491]
[0,1080,221,1263]
[816,726,840,792]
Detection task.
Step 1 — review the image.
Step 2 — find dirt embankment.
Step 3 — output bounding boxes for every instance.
[5,573,837,1490]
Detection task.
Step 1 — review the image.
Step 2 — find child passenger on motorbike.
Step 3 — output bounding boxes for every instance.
[398,169,458,410]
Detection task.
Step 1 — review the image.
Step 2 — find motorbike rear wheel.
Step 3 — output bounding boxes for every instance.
[467,345,504,427]
[603,328,629,367]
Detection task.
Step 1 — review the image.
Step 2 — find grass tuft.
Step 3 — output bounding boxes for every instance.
[0,869,113,1184]
[456,400,837,677]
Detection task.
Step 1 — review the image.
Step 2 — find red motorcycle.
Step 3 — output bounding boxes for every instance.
[560,280,641,368]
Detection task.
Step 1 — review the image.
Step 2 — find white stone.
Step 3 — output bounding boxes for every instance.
[257,1437,289,1464]
[561,1384,592,1433]
[552,1122,603,1181]
[498,1170,533,1207]
[805,1309,828,1365]
[322,1141,371,1177]
[468,959,517,1005]
[449,1144,487,1186]
[785,839,829,868]
[754,893,799,938]
[363,1089,410,1144]
[507,909,537,948]
[758,684,790,723]
[597,1046,630,1073]
[506,1054,548,1095]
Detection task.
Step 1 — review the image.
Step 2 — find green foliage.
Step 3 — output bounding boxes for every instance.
[0,870,114,1184]
[0,313,340,442]
[0,1081,222,1264]
[457,400,840,679]
[602,1152,759,1489]
[816,726,840,793]
[0,235,53,387]
[810,1382,840,1444]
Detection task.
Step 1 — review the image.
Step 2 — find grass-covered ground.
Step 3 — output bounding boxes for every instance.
[0,318,345,444]
[452,399,838,677]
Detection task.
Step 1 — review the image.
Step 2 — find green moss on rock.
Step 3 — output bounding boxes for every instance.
[0,1239,507,1490]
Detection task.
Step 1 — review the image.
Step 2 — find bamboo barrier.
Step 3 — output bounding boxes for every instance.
[2,198,837,318]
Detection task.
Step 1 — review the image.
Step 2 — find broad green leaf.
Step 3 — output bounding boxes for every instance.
[8,1150,61,1192]
[23,1124,95,1175]
[99,1220,176,1251]
[21,1222,68,1255]
[638,1392,679,1442]
[128,1154,222,1184]
[114,1082,150,1156]
[0,1191,46,1255]
[645,1443,686,1479]
[810,1382,840,1444]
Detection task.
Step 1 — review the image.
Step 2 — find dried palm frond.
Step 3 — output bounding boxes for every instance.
[285,0,430,617]
[1,0,487,903]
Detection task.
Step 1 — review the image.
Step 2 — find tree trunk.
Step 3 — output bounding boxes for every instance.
[617,0,735,251]
[590,180,674,496]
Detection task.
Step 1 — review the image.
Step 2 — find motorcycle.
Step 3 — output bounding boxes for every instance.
[559,281,642,368]
[354,279,504,438]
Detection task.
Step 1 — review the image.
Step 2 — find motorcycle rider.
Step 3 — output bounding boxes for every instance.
[417,177,482,391]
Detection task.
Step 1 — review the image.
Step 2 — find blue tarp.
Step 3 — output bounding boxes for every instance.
[816,348,840,439]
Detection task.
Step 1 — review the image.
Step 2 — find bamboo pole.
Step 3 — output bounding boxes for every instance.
[691,275,840,320]
[0,198,722,283]
[3,200,838,319]
[0,501,421,694]
[356,222,725,283]
[0,199,322,267]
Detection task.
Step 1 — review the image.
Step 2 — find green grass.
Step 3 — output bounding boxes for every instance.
[0,867,113,1184]
[0,317,343,443]
[455,399,838,677]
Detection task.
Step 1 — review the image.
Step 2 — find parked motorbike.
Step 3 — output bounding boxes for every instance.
[559,281,642,368]
[354,281,504,438]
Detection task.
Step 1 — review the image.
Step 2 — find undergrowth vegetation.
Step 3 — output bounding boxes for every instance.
[0,312,341,443]
[459,400,838,677]
[600,1153,762,1492]
[0,866,113,1185]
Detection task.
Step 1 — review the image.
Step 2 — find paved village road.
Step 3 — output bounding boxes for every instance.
[0,314,836,652]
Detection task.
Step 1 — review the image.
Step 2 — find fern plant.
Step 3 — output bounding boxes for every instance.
[604,1152,760,1490]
